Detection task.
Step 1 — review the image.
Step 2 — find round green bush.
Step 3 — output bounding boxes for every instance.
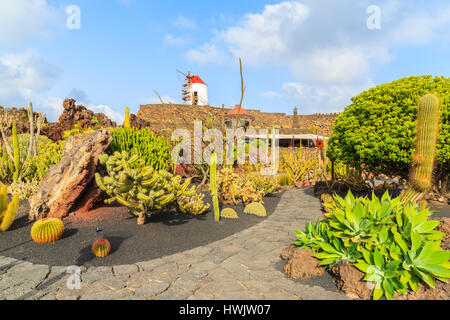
[327,75,449,182]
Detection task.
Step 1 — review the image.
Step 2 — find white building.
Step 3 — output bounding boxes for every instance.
[182,73,208,106]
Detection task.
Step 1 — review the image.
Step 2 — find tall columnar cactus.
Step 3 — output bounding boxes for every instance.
[0,185,19,232]
[123,106,130,128]
[210,152,220,222]
[12,123,20,182]
[402,94,441,203]
[95,151,195,225]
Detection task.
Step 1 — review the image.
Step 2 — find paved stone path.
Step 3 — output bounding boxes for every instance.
[0,188,349,300]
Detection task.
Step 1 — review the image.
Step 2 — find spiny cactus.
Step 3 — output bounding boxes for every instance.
[12,123,20,182]
[210,152,220,222]
[0,185,19,232]
[30,218,64,243]
[108,127,169,171]
[95,151,195,225]
[92,238,111,257]
[220,208,238,219]
[402,94,441,203]
[244,202,267,217]
[177,193,210,215]
[123,107,130,128]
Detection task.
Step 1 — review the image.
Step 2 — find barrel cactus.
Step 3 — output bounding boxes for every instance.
[243,202,267,217]
[92,238,111,257]
[402,94,441,203]
[0,185,19,232]
[220,208,239,219]
[95,151,195,225]
[31,218,64,243]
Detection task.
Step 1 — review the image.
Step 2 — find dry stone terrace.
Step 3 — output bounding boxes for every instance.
[0,188,349,300]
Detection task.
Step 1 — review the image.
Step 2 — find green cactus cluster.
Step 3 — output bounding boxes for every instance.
[0,184,19,232]
[107,127,169,171]
[402,94,441,203]
[95,151,195,224]
[177,193,210,215]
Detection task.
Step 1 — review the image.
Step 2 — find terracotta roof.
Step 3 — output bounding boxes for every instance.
[190,75,206,85]
[227,105,249,115]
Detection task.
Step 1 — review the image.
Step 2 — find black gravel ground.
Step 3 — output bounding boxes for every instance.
[0,192,282,267]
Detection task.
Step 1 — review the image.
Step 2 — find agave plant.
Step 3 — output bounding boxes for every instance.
[293,219,330,250]
[354,248,407,300]
[326,191,380,245]
[313,237,362,268]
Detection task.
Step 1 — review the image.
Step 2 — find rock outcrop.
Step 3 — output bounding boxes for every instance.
[41,99,117,141]
[29,130,112,220]
[283,246,325,280]
[330,261,372,300]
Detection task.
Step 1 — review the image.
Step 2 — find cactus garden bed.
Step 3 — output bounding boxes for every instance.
[0,191,282,267]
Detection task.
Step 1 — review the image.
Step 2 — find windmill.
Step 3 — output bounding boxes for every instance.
[177,69,192,104]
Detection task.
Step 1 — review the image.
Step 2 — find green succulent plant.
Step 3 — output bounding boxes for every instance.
[95,151,195,224]
[220,208,239,219]
[293,189,450,300]
[243,202,267,217]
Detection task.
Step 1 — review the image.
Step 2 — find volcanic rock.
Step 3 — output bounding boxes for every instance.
[330,261,372,300]
[283,248,325,280]
[28,129,112,220]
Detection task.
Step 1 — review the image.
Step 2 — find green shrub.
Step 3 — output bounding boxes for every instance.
[293,191,450,300]
[107,127,169,171]
[327,75,449,182]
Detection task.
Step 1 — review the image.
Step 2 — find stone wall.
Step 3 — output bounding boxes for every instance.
[137,104,339,136]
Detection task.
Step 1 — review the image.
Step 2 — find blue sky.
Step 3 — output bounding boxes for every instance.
[0,0,449,123]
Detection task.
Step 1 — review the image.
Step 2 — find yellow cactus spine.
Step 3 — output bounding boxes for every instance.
[220,208,239,219]
[244,202,267,217]
[0,185,19,232]
[210,152,220,222]
[402,94,441,203]
[92,238,111,257]
[124,107,130,128]
[12,123,20,182]
[30,218,64,243]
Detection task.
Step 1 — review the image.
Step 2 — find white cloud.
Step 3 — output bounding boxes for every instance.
[0,0,63,46]
[171,15,197,30]
[87,104,124,124]
[142,95,178,104]
[262,91,283,99]
[0,50,61,105]
[282,81,374,113]
[186,43,227,64]
[164,33,186,47]
[186,0,450,112]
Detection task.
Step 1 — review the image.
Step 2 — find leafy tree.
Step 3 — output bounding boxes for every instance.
[327,75,449,191]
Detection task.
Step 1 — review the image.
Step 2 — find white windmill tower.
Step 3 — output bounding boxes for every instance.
[179,70,208,106]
